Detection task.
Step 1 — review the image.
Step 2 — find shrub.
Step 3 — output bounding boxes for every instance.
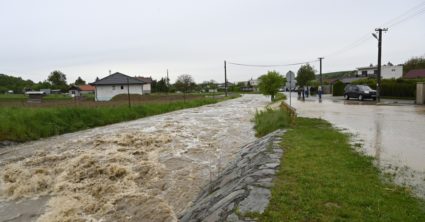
[332,80,345,96]
[254,108,290,137]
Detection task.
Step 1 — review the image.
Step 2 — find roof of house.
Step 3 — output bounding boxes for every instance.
[90,72,145,85]
[78,84,95,91]
[135,76,153,83]
[404,69,425,78]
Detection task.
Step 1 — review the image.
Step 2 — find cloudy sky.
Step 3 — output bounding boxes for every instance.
[1,0,424,84]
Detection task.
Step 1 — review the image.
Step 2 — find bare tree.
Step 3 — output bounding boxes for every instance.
[175,74,195,102]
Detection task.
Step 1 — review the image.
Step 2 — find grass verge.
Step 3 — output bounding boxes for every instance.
[0,95,239,142]
[254,109,425,221]
[253,107,291,137]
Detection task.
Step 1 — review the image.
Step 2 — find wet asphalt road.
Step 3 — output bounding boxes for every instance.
[285,92,425,197]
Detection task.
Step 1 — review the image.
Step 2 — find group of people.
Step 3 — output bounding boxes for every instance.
[297,86,323,101]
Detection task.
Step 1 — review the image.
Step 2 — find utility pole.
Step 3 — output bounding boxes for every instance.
[166,69,169,95]
[374,28,388,102]
[224,60,228,97]
[319,57,324,101]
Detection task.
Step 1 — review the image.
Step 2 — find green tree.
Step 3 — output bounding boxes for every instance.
[175,74,195,101]
[74,76,86,85]
[258,70,285,101]
[296,64,316,87]
[403,56,425,75]
[0,74,35,93]
[154,77,169,92]
[48,70,68,92]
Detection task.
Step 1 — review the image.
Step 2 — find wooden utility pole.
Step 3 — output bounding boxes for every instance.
[166,69,169,95]
[224,60,228,97]
[375,28,388,102]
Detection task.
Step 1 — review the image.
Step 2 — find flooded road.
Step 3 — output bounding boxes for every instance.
[286,93,425,198]
[0,94,269,222]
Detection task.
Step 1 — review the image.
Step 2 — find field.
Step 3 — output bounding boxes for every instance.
[254,108,425,221]
[0,93,221,108]
[0,93,239,142]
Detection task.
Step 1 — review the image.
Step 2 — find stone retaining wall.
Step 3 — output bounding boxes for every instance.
[179,130,285,222]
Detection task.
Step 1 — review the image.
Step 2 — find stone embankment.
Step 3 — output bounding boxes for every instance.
[180,130,285,222]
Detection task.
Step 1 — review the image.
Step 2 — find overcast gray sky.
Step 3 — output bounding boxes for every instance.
[1,0,424,83]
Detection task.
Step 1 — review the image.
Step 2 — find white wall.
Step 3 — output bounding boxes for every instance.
[356,65,403,79]
[95,84,144,101]
[143,84,151,93]
[382,65,403,79]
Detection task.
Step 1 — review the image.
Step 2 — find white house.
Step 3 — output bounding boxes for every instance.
[135,76,153,94]
[356,63,403,79]
[91,72,146,101]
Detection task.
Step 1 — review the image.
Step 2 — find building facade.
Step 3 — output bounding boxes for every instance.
[356,63,403,79]
[91,72,146,101]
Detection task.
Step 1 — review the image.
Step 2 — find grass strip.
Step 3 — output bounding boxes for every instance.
[0,96,238,142]
[254,109,425,221]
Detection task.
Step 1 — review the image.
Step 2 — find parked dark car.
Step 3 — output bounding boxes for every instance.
[344,85,376,101]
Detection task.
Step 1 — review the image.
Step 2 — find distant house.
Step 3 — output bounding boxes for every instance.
[404,69,425,79]
[90,72,145,101]
[356,63,403,79]
[68,85,95,97]
[217,82,234,90]
[40,89,51,95]
[26,91,45,103]
[135,76,153,94]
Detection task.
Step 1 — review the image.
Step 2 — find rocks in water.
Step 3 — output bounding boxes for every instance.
[179,130,285,222]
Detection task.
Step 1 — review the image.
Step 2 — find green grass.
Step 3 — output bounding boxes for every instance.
[0,94,72,101]
[253,110,425,221]
[253,108,291,137]
[0,96,237,142]
[272,92,287,102]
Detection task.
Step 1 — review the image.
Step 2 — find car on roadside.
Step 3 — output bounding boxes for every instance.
[344,84,376,101]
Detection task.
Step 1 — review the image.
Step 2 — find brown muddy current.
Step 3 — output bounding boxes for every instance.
[0,95,269,222]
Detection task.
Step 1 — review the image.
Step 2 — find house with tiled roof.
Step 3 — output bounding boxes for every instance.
[404,69,425,79]
[69,84,95,97]
[135,76,153,94]
[90,72,146,101]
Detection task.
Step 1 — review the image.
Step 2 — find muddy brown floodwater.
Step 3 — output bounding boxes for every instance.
[0,94,269,222]
[287,93,425,199]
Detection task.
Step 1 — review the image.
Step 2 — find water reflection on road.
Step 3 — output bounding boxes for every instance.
[286,93,425,198]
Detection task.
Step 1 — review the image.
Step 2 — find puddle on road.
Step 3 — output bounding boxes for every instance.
[0,94,270,221]
[288,94,425,199]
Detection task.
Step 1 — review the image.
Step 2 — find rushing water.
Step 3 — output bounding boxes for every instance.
[0,94,269,222]
[287,93,425,199]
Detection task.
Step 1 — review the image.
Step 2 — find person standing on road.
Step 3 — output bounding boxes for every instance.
[318,85,322,100]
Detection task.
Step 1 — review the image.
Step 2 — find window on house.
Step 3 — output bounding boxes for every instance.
[112,86,115,90]
[121,85,124,90]
[362,71,367,76]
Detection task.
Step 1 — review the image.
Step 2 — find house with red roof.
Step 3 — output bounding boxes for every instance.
[69,84,95,97]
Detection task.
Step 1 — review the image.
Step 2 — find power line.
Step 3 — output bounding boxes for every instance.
[325,1,425,58]
[227,59,318,68]
[384,1,425,27]
[387,7,425,28]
